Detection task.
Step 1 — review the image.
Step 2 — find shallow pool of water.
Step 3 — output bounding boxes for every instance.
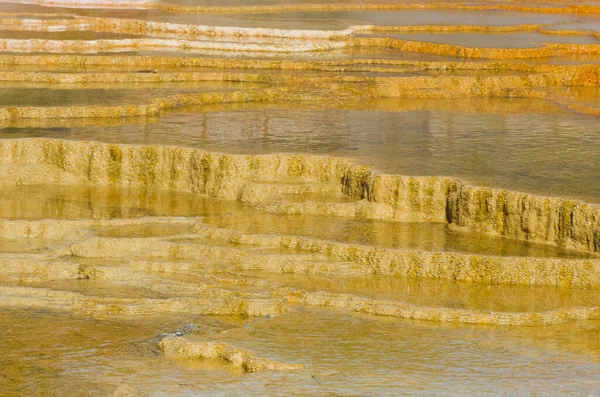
[0,182,598,396]
[3,98,598,201]
[0,83,254,106]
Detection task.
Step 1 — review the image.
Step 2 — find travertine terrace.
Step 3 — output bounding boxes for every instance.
[2,1,600,396]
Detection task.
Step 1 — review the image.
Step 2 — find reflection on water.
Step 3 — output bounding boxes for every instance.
[221,10,585,30]
[1,1,600,395]
[0,30,145,40]
[211,307,600,396]
[0,308,240,397]
[5,305,599,396]
[0,184,590,258]
[201,210,594,259]
[0,183,598,396]
[0,83,254,107]
[3,98,598,201]
[359,32,600,48]
[0,4,596,32]
[0,184,229,220]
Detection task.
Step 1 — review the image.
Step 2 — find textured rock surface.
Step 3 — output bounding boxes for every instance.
[2,138,595,253]
[159,337,304,372]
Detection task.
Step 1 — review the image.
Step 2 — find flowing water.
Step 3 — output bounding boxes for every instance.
[1,1,600,396]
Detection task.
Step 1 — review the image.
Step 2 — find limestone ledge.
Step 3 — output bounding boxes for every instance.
[159,337,304,373]
[3,280,599,326]
[355,37,600,60]
[0,76,597,121]
[3,16,600,43]
[0,98,574,130]
[0,256,84,283]
[287,289,600,326]
[10,0,157,9]
[0,16,355,40]
[0,138,597,254]
[0,88,314,120]
[0,35,597,60]
[3,247,600,325]
[0,115,159,129]
[0,38,345,54]
[192,225,600,287]
[0,163,79,185]
[0,216,197,239]
[0,71,561,88]
[0,285,284,319]
[0,15,599,60]
[348,167,600,254]
[0,55,597,84]
[10,1,597,14]
[2,225,600,324]
[147,3,600,16]
[41,231,600,287]
[1,215,597,287]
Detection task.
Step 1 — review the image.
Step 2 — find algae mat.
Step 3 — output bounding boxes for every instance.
[1,1,600,396]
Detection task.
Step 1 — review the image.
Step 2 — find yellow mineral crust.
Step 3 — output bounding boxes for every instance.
[10,0,157,9]
[3,16,599,43]
[1,233,600,325]
[0,285,285,319]
[158,337,304,372]
[148,3,600,15]
[66,233,600,287]
[190,225,600,287]
[4,247,600,325]
[0,198,572,289]
[0,38,347,54]
[0,16,355,39]
[0,34,598,60]
[2,14,600,60]
[3,238,599,326]
[354,37,600,60]
[0,210,598,325]
[290,290,600,326]
[0,56,597,89]
[0,54,596,76]
[0,216,197,239]
[0,88,316,120]
[0,71,598,120]
[0,98,570,131]
[0,138,597,255]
